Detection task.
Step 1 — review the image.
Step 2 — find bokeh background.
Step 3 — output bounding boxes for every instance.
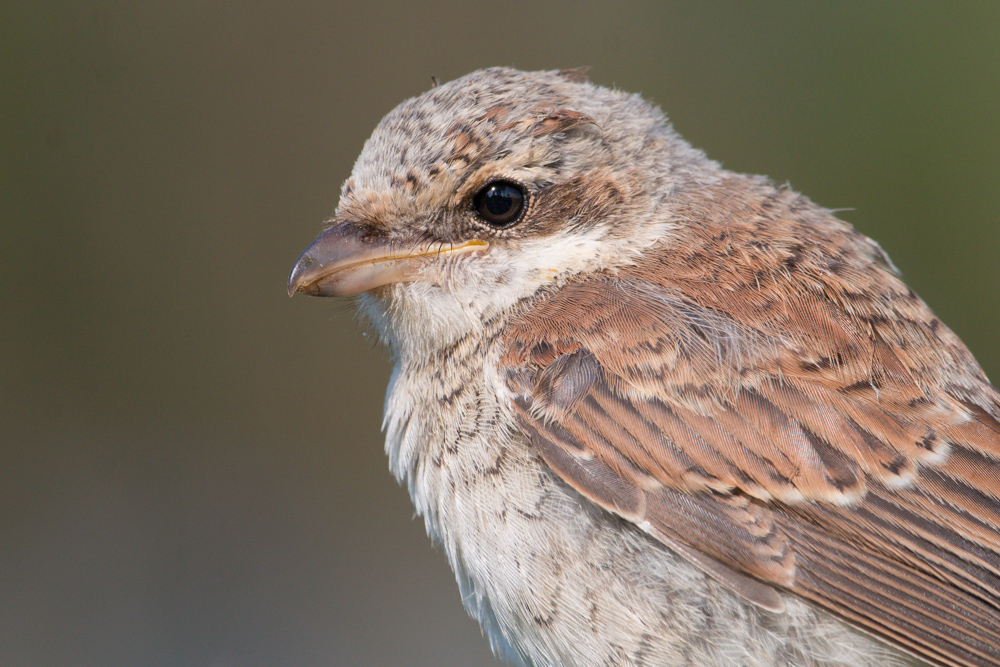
[3,2,999,666]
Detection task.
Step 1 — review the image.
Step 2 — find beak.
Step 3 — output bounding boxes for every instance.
[287,222,488,297]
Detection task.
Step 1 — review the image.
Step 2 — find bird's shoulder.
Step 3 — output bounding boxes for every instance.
[497,180,1000,666]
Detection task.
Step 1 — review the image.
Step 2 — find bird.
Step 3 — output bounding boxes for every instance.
[288,67,1000,667]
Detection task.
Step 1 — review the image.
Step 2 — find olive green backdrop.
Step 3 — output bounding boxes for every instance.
[3,2,999,666]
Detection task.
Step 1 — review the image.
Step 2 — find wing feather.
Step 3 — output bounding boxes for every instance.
[501,263,1000,667]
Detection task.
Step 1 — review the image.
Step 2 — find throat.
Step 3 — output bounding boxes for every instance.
[380,329,511,510]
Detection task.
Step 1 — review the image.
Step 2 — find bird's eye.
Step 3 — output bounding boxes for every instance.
[472,180,526,229]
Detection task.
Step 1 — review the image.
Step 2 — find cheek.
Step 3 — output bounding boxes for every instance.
[416,251,506,291]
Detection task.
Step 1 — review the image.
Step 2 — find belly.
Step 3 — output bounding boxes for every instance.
[418,435,906,667]
[383,363,909,667]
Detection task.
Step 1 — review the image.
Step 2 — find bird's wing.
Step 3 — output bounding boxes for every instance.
[500,266,1000,667]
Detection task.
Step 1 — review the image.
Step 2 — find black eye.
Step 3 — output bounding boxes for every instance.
[472,180,526,228]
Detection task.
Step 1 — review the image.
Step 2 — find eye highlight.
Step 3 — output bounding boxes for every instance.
[472,180,527,229]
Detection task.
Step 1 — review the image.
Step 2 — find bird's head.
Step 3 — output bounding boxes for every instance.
[288,68,714,358]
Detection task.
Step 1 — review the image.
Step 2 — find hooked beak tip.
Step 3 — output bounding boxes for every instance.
[287,252,317,296]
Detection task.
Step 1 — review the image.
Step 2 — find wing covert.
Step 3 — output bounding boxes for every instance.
[501,268,1000,667]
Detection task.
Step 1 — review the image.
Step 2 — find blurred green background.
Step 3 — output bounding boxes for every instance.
[3,2,998,666]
